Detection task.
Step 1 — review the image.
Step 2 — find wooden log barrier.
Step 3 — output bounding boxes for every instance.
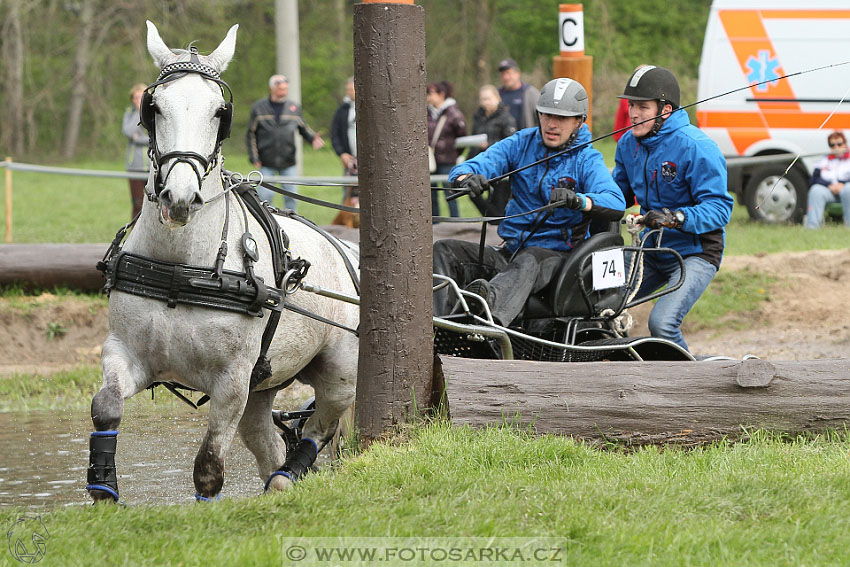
[0,243,106,292]
[436,356,850,444]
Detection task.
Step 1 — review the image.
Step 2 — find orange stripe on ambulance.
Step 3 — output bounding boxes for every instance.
[697,1,850,223]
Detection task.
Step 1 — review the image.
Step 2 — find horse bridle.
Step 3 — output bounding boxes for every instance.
[140,47,234,203]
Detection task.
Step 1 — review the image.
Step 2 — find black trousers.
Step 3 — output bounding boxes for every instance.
[433,239,569,325]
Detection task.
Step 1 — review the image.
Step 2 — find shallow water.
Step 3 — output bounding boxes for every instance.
[0,406,269,508]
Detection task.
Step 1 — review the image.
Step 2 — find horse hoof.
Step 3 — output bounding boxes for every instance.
[87,485,119,503]
[195,493,222,502]
[265,471,294,492]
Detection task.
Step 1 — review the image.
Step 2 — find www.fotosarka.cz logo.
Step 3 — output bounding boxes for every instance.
[7,515,49,564]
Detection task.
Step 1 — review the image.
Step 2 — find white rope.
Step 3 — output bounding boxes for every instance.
[600,214,646,337]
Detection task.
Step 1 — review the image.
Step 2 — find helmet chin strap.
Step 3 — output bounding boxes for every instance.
[539,114,586,152]
[635,101,668,140]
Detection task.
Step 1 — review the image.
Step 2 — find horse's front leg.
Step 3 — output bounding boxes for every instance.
[193,367,251,500]
[87,336,148,503]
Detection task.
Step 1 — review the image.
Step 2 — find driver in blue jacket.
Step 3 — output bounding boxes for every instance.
[612,65,733,352]
[433,77,626,326]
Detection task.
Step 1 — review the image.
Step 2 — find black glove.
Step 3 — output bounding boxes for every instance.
[641,208,678,229]
[549,187,585,210]
[453,174,490,198]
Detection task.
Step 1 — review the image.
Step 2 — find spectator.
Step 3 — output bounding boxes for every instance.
[805,131,850,228]
[497,58,540,130]
[612,65,733,352]
[433,77,626,326]
[246,74,325,211]
[427,80,467,218]
[122,83,149,219]
[331,76,358,204]
[468,84,517,219]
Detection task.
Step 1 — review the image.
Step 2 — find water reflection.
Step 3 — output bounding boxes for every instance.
[0,407,264,508]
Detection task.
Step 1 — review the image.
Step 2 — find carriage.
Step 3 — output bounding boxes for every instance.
[432,225,696,363]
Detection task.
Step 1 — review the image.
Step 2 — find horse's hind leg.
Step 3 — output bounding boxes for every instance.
[237,389,288,490]
[193,370,250,500]
[87,337,146,503]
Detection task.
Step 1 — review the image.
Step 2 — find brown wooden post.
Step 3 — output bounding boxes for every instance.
[553,4,594,130]
[353,0,433,444]
[4,157,12,243]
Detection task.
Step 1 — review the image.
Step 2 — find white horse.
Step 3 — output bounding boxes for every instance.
[87,21,359,502]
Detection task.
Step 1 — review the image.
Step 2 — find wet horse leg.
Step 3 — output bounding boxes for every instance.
[193,371,250,500]
[237,389,287,489]
[87,337,148,503]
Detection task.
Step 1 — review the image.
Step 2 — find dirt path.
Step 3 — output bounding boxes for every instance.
[1,248,847,376]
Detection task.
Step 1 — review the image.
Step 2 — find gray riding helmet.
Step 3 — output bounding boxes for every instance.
[536,78,589,119]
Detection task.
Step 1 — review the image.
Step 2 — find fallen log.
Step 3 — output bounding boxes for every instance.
[436,356,850,445]
[0,243,107,292]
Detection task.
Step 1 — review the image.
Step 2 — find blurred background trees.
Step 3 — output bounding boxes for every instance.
[0,0,710,162]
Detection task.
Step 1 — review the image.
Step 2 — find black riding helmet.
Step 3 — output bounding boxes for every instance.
[618,66,680,138]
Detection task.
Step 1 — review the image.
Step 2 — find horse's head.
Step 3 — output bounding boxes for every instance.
[144,21,238,227]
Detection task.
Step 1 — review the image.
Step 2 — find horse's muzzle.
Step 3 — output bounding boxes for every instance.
[158,188,204,226]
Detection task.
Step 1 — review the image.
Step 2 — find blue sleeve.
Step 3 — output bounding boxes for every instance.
[579,149,626,213]
[449,132,520,183]
[810,168,828,187]
[679,143,733,234]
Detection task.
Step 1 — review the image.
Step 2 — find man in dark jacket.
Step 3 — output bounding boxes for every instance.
[497,58,540,130]
[433,78,626,326]
[246,74,324,211]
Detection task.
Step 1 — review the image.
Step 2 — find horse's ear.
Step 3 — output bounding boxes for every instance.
[146,20,173,69]
[208,24,238,73]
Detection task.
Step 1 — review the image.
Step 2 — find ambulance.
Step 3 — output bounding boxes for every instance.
[697,1,850,223]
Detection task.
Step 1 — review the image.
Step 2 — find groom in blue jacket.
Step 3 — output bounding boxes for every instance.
[433,77,626,326]
[613,65,733,351]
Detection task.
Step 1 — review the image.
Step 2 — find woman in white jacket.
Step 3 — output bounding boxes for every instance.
[806,131,850,228]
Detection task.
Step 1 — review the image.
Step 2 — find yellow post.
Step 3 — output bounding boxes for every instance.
[4,157,11,243]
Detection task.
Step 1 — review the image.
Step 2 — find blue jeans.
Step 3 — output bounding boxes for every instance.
[631,253,717,351]
[258,165,298,211]
[432,163,460,219]
[806,183,850,228]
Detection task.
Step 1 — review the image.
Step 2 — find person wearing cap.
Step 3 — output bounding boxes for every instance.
[497,58,540,130]
[612,65,733,352]
[432,77,626,326]
[246,74,325,211]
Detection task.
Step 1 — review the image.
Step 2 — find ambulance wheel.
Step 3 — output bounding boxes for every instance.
[743,165,807,224]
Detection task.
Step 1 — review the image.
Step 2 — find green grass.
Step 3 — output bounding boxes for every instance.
[0,284,108,314]
[686,268,777,331]
[3,423,850,566]
[0,364,189,412]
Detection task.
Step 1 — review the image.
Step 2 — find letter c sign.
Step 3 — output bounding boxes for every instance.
[558,5,585,55]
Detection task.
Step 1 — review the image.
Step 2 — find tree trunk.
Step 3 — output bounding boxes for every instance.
[438,356,850,445]
[1,1,26,156]
[473,0,494,88]
[354,3,433,445]
[62,0,96,159]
